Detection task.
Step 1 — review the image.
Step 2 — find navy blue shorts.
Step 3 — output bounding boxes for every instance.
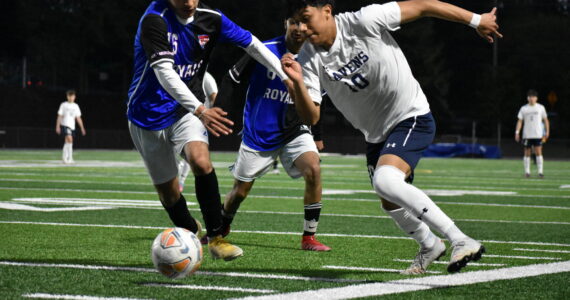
[366,112,435,184]
[523,138,542,148]
[60,126,75,137]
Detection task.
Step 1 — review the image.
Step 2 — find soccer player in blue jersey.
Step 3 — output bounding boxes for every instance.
[127,0,290,261]
[215,19,331,251]
[282,0,501,273]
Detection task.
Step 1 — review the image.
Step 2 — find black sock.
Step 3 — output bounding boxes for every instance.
[221,208,235,228]
[163,194,198,233]
[195,170,223,237]
[303,202,322,236]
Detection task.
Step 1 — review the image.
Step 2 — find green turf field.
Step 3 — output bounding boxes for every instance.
[0,149,569,299]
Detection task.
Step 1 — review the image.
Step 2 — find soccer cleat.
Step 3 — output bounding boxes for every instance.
[539,173,544,179]
[447,238,485,273]
[208,235,243,261]
[200,223,230,245]
[178,182,184,193]
[301,235,331,251]
[525,173,531,178]
[401,239,446,275]
[270,168,280,175]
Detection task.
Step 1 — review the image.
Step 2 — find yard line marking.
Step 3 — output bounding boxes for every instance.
[22,293,153,300]
[233,261,570,300]
[6,199,569,226]
[2,221,570,247]
[481,254,562,260]
[0,203,113,212]
[322,265,442,274]
[393,259,506,267]
[142,283,275,293]
[513,248,570,254]
[561,185,570,189]
[0,261,364,284]
[435,201,570,210]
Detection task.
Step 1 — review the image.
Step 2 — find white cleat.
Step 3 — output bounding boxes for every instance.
[401,239,446,275]
[447,238,485,273]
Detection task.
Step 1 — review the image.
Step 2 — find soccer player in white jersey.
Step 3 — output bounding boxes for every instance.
[515,89,550,178]
[55,90,86,164]
[178,71,218,193]
[282,0,502,273]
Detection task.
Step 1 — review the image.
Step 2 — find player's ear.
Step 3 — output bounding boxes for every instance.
[323,4,333,19]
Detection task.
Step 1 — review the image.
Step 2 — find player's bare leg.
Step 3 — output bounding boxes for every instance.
[184,141,242,260]
[294,151,330,251]
[219,179,255,239]
[374,154,484,273]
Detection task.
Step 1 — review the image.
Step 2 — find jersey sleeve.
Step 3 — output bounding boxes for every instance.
[218,13,253,48]
[215,54,254,111]
[140,14,175,67]
[202,72,218,97]
[517,107,523,120]
[541,105,547,119]
[354,2,401,36]
[298,50,323,105]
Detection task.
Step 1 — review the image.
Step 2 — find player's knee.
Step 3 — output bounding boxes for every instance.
[302,163,321,186]
[188,154,213,175]
[373,166,406,200]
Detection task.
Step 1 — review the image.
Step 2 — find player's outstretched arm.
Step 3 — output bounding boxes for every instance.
[398,0,503,43]
[281,53,320,125]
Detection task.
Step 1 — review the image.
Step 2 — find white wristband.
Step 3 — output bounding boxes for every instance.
[469,13,481,29]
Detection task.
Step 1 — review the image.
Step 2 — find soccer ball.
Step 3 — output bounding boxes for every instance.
[151,227,203,279]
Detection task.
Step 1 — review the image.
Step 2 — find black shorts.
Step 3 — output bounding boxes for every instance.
[366,112,435,184]
[60,126,75,137]
[523,138,542,148]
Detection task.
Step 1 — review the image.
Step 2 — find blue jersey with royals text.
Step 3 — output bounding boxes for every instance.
[127,0,252,130]
[217,36,310,151]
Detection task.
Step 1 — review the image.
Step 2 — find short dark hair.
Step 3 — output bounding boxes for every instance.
[527,89,538,97]
[66,89,76,96]
[286,0,335,18]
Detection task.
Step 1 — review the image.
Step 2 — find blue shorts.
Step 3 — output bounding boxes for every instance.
[60,126,75,137]
[523,138,542,148]
[366,112,435,184]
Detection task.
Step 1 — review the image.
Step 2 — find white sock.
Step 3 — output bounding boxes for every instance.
[524,156,531,174]
[178,160,190,184]
[386,207,437,249]
[63,143,72,162]
[537,156,544,174]
[68,143,74,161]
[373,165,468,243]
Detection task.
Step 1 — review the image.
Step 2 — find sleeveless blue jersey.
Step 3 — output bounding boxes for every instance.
[127,0,252,130]
[241,36,309,151]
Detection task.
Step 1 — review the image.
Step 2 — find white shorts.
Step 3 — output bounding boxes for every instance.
[129,113,209,185]
[230,133,319,182]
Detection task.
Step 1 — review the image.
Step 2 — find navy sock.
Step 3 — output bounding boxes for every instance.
[195,170,223,237]
[163,194,198,233]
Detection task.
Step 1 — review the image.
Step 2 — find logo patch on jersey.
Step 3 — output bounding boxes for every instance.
[198,35,210,49]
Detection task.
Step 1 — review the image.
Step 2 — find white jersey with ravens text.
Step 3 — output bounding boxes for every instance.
[517,103,547,139]
[298,2,430,143]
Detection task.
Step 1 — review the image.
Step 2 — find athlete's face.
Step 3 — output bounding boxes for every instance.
[527,95,538,105]
[285,18,306,45]
[66,94,76,102]
[169,0,198,19]
[291,5,335,48]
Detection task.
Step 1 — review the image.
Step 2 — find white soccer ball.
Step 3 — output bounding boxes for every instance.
[151,227,203,279]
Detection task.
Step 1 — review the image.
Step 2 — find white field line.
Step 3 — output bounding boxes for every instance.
[1,220,570,248]
[484,254,562,260]
[513,248,570,254]
[322,265,442,274]
[561,185,570,189]
[232,261,570,300]
[5,198,569,226]
[0,203,114,212]
[22,293,152,300]
[142,283,275,293]
[392,259,506,267]
[0,261,364,284]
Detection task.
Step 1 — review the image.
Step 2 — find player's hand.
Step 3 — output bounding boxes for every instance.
[281,53,303,83]
[55,127,60,135]
[315,140,324,151]
[477,7,503,43]
[81,129,86,136]
[542,133,549,143]
[515,134,520,142]
[197,107,234,137]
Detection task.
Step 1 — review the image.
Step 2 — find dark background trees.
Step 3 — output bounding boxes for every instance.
[0,0,568,141]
